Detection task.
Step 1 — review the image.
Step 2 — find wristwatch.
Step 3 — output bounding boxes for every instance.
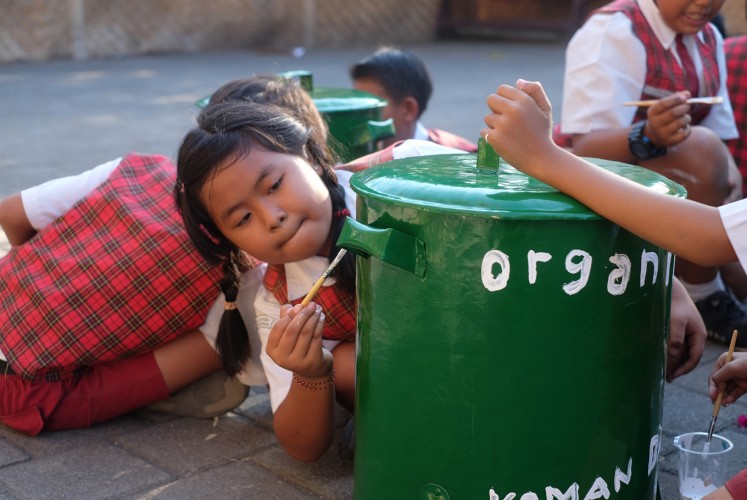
[628,120,667,160]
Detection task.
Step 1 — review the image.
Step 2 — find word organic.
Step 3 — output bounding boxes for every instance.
[481,248,672,296]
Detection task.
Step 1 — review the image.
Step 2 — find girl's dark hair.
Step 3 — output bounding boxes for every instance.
[175,79,354,376]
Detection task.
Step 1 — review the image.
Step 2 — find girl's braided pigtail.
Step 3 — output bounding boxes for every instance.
[216,249,251,376]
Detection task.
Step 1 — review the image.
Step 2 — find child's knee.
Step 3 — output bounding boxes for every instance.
[660,126,732,200]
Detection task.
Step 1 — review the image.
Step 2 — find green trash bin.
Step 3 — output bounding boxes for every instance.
[196,70,395,163]
[336,140,686,499]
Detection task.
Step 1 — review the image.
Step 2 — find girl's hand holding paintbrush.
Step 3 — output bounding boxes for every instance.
[265,302,334,380]
[709,350,747,407]
[264,250,346,381]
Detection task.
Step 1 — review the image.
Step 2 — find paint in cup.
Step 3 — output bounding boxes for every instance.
[674,432,734,499]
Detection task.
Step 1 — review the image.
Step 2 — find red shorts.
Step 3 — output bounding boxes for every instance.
[0,353,168,436]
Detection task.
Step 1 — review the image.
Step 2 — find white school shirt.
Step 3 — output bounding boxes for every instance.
[561,0,737,139]
[413,121,430,141]
[720,200,747,277]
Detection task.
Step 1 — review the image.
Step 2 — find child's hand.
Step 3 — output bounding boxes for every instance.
[709,352,747,405]
[644,92,692,147]
[266,302,334,379]
[482,80,556,172]
[666,278,706,382]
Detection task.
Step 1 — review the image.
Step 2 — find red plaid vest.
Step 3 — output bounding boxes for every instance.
[0,154,222,382]
[597,0,719,124]
[263,264,356,342]
[725,36,747,196]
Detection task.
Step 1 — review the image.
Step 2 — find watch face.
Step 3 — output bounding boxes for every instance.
[630,140,650,159]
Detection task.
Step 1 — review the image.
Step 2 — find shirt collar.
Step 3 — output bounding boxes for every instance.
[639,0,708,50]
[413,121,429,141]
[638,0,678,50]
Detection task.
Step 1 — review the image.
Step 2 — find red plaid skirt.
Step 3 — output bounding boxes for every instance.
[263,263,356,342]
[0,154,222,382]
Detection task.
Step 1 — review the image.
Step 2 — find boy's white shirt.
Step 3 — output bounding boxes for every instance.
[391,138,465,158]
[561,0,737,139]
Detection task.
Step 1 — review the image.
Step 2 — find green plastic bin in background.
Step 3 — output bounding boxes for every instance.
[196,70,395,163]
[337,141,687,499]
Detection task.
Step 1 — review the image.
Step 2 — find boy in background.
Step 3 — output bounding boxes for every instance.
[561,0,746,346]
[350,47,477,152]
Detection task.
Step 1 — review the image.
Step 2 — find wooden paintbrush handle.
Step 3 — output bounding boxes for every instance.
[712,330,739,418]
[301,276,326,307]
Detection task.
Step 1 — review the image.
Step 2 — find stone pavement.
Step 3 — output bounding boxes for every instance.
[1,39,746,499]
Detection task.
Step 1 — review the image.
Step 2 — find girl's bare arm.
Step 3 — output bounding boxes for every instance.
[267,303,336,462]
[482,80,736,267]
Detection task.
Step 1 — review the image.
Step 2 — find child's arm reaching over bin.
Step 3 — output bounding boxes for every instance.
[481,79,737,268]
[482,80,716,381]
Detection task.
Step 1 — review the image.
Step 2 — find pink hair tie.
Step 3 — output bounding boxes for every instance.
[335,208,350,218]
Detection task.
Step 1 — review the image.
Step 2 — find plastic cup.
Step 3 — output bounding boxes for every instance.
[674,432,734,499]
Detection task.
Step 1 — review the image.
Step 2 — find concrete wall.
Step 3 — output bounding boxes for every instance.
[0,0,441,63]
[723,0,747,37]
[2,0,745,64]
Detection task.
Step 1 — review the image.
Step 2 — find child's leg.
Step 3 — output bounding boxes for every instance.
[43,353,169,431]
[643,127,747,342]
[642,126,737,207]
[152,329,222,392]
[643,127,735,286]
[0,330,224,435]
[332,341,355,412]
[147,329,248,418]
[49,329,223,429]
[722,261,747,301]
[0,352,168,436]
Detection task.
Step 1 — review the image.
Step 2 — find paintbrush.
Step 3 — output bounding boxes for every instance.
[300,248,348,306]
[706,329,739,443]
[623,96,724,107]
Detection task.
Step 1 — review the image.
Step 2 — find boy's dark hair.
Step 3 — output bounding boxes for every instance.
[174,83,354,376]
[350,47,433,118]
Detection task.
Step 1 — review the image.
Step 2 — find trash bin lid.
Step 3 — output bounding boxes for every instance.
[349,140,687,220]
[309,87,386,114]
